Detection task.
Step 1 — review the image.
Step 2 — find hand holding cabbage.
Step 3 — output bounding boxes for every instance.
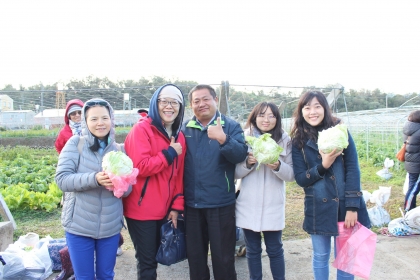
[102,151,139,198]
[317,124,349,154]
[245,133,283,170]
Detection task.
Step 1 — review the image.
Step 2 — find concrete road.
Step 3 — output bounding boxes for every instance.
[109,234,420,280]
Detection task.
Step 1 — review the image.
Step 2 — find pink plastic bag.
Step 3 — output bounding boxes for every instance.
[332,221,377,279]
[105,168,139,198]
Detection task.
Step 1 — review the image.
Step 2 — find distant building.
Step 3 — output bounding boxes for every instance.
[0,95,13,111]
[0,110,35,129]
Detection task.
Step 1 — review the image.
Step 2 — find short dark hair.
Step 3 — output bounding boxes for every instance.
[245,102,283,142]
[188,84,217,104]
[408,110,420,123]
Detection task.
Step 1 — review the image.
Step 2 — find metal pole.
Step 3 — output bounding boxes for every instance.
[41,85,44,116]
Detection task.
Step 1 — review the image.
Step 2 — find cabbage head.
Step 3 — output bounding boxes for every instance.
[102,151,134,176]
[317,124,349,154]
[245,133,283,169]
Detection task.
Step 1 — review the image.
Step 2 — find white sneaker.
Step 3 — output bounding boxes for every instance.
[116,246,123,256]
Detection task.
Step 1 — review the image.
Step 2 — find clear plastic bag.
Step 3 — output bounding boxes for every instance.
[367,186,391,226]
[333,222,377,279]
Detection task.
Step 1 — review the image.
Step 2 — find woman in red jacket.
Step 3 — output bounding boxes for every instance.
[55,99,84,153]
[123,84,186,280]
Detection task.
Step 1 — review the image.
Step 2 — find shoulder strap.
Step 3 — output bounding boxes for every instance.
[77,136,85,154]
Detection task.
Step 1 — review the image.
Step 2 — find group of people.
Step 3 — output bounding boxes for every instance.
[55,84,371,280]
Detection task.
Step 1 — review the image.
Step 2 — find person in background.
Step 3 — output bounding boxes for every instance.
[137,108,148,118]
[55,99,84,154]
[123,84,186,280]
[235,102,294,280]
[290,91,370,280]
[182,84,248,280]
[402,110,420,212]
[55,98,130,280]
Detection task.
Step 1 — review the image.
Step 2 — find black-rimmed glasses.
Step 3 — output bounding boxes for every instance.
[158,99,180,108]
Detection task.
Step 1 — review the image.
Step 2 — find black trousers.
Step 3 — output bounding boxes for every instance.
[125,217,166,280]
[185,204,237,280]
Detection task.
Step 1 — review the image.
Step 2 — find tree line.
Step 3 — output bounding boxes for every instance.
[1,76,417,121]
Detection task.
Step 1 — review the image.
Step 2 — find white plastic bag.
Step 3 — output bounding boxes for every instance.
[367,187,391,226]
[405,206,420,232]
[1,250,26,279]
[376,158,394,180]
[388,218,412,236]
[1,236,53,280]
[0,256,5,280]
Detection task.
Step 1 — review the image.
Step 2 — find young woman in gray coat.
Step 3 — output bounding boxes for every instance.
[235,102,294,280]
[56,98,130,280]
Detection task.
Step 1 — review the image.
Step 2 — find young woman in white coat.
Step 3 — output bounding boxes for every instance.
[235,102,294,280]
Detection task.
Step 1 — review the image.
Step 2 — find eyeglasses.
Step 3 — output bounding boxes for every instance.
[158,99,180,108]
[257,114,276,121]
[85,101,109,108]
[69,110,82,116]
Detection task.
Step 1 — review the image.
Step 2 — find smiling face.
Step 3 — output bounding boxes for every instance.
[191,88,218,126]
[85,106,111,140]
[69,110,82,123]
[256,106,277,133]
[302,97,325,127]
[158,98,180,125]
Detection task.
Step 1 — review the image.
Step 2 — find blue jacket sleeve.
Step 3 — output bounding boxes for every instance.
[343,132,362,208]
[220,121,248,164]
[292,144,324,188]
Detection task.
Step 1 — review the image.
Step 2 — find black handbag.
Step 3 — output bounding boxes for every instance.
[155,218,187,266]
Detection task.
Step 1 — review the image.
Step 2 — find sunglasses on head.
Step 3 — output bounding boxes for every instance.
[69,110,82,116]
[85,101,109,107]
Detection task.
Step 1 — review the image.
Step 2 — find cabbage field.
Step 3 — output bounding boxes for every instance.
[0,146,61,212]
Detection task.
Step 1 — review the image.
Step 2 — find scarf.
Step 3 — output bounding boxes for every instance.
[69,120,82,136]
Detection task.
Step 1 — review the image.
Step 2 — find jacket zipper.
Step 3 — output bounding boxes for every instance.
[138,176,150,206]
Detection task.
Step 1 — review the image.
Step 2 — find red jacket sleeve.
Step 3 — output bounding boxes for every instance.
[125,122,170,177]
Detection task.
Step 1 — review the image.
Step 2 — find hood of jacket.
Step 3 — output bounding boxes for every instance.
[403,120,420,137]
[64,99,84,125]
[80,98,115,149]
[147,84,185,140]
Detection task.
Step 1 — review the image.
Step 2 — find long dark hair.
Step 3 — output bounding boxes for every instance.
[245,102,283,142]
[290,91,339,149]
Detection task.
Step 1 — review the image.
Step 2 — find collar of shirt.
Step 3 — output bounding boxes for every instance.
[195,114,217,128]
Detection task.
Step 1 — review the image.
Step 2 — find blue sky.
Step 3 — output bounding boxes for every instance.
[0,0,419,95]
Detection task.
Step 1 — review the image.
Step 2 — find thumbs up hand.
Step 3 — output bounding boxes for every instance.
[207,117,227,144]
[170,136,182,155]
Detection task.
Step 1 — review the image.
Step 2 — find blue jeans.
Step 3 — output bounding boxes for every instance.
[243,229,285,280]
[311,234,354,280]
[405,173,420,211]
[66,232,120,280]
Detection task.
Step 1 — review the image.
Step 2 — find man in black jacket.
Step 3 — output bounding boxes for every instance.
[182,84,248,280]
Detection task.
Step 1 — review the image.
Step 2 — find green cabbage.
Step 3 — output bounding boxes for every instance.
[245,133,283,169]
[317,124,349,154]
[102,151,134,176]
